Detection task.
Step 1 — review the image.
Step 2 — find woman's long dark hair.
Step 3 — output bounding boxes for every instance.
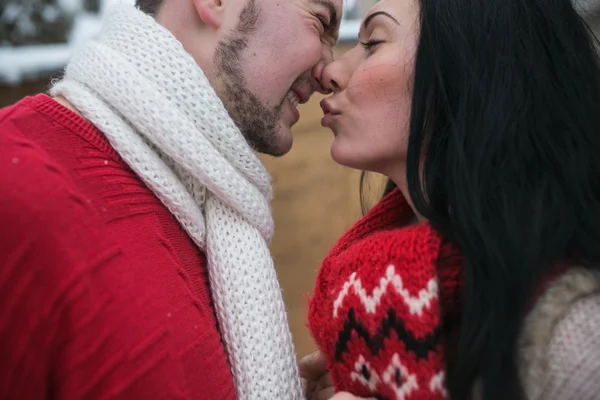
[374,0,600,398]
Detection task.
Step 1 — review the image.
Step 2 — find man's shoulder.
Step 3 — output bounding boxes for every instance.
[1,99,74,206]
[0,94,46,130]
[0,94,102,221]
[0,111,104,261]
[0,95,67,162]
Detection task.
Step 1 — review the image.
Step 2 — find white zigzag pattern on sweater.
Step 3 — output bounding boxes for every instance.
[333,265,438,318]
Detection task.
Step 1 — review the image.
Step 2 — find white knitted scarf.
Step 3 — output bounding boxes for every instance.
[50,5,302,399]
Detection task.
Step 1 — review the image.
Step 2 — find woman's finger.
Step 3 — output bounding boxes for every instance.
[328,392,377,400]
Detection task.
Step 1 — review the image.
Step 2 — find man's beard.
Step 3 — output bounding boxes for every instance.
[214,0,285,156]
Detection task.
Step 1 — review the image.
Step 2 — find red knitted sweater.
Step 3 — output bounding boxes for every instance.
[308,188,463,400]
[0,95,236,399]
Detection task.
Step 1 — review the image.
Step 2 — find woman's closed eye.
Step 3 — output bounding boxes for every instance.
[359,39,383,54]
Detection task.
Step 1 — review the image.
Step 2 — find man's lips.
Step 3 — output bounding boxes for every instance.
[288,98,300,123]
[292,88,310,104]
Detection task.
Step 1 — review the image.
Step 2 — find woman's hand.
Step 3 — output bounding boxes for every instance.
[329,393,377,400]
[298,351,376,400]
[299,351,335,400]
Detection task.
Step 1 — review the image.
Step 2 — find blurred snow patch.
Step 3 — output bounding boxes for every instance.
[101,0,135,14]
[57,0,84,14]
[0,45,71,85]
[0,0,135,85]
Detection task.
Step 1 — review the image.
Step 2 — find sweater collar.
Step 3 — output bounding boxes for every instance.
[335,188,464,315]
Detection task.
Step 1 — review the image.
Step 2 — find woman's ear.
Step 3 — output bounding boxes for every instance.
[193,0,225,28]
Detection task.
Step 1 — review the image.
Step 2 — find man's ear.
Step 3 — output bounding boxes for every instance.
[193,0,224,28]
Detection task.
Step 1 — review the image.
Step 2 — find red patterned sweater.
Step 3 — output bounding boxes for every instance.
[308,188,463,400]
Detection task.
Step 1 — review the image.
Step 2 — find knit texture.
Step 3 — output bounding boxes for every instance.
[542,295,600,400]
[518,266,600,400]
[49,5,301,399]
[308,189,463,400]
[0,94,236,399]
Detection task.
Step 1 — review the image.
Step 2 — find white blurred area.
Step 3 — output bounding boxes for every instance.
[0,0,374,86]
[0,0,134,85]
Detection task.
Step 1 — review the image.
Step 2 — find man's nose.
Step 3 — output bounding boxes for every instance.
[311,47,335,95]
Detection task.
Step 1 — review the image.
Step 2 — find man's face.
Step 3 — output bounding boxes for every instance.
[214,0,342,156]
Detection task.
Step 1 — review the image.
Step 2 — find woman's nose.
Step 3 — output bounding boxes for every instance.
[321,54,351,93]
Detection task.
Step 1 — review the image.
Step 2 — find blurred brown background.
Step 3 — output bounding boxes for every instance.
[259,43,364,357]
[0,41,370,358]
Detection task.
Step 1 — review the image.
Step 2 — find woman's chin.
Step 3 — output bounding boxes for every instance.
[330,139,363,170]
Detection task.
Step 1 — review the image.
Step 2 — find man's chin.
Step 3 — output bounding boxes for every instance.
[261,126,293,157]
[277,126,295,156]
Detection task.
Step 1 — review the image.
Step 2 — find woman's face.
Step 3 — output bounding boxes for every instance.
[320,0,419,175]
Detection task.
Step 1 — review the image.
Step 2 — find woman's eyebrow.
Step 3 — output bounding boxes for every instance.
[363,11,399,29]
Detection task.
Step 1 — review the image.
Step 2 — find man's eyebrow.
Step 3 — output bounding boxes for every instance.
[363,11,399,29]
[311,0,339,39]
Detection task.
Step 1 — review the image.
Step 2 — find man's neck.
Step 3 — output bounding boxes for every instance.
[53,95,85,119]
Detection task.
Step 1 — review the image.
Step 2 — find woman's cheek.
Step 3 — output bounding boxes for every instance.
[349,62,407,107]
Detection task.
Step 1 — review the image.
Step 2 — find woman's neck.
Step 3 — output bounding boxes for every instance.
[385,164,426,223]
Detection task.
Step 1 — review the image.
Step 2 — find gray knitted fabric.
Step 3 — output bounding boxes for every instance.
[516,267,600,400]
[541,294,600,400]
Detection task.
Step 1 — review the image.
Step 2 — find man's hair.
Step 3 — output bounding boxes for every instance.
[135,0,163,15]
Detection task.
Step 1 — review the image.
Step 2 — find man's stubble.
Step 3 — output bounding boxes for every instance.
[213,0,285,156]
